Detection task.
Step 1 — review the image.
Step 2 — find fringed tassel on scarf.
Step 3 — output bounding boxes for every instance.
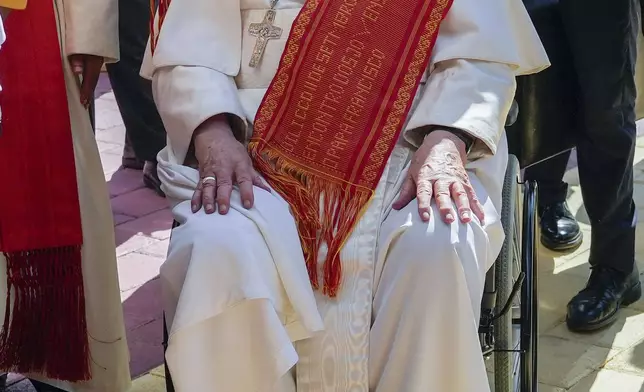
[250,142,372,297]
[0,246,90,381]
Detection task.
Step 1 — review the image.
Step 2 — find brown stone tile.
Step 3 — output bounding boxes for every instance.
[127,317,164,347]
[116,209,174,240]
[121,278,164,331]
[569,369,644,392]
[634,183,644,215]
[538,336,612,389]
[99,151,125,175]
[149,366,166,378]
[111,188,168,217]
[97,140,122,154]
[129,341,164,378]
[94,108,126,134]
[108,168,145,198]
[129,374,165,392]
[116,252,163,292]
[537,384,566,392]
[604,342,644,375]
[634,222,644,266]
[114,229,160,257]
[545,309,644,350]
[554,249,591,279]
[138,239,170,259]
[537,273,588,333]
[113,213,136,226]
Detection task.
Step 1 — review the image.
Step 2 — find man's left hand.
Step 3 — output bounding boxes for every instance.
[68,54,104,108]
[393,130,485,225]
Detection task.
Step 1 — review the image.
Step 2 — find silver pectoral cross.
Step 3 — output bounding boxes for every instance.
[248,0,283,67]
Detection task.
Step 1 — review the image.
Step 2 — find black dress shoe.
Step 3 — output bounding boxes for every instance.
[121,136,145,170]
[566,265,641,332]
[143,160,165,198]
[539,201,583,251]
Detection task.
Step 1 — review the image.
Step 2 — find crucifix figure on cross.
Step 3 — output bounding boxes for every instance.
[248,0,283,67]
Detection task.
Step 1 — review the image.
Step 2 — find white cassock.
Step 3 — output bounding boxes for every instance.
[142,0,549,390]
[0,2,131,391]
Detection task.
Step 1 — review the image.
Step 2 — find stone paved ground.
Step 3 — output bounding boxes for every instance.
[8,75,644,391]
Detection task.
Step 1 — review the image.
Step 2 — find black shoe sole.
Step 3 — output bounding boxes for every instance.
[540,230,583,252]
[566,281,642,332]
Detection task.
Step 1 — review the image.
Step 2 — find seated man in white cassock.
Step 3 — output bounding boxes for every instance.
[142,0,549,389]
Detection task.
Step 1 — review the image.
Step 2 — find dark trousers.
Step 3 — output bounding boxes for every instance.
[522,0,639,274]
[525,150,571,207]
[106,0,166,162]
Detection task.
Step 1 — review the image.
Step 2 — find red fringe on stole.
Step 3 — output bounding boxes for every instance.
[0,247,89,381]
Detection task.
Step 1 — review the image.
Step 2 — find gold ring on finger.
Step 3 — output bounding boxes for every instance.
[201,176,216,185]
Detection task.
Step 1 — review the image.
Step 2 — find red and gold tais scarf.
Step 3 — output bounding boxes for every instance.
[152,0,453,297]
[0,1,90,382]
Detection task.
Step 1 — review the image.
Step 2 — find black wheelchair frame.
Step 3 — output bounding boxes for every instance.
[479,155,539,392]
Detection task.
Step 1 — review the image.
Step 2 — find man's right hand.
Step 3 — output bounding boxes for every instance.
[191,115,269,215]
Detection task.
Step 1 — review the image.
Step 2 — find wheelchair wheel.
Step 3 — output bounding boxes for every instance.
[493,155,521,392]
[518,179,539,391]
[492,155,539,392]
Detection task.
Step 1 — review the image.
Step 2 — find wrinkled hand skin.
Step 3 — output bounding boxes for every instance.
[393,130,485,225]
[191,115,270,215]
[68,54,104,108]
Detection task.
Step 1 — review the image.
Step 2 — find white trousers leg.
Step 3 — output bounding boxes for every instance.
[369,177,503,392]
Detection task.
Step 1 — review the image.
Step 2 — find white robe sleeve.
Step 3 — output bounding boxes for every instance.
[147,0,246,164]
[63,0,119,63]
[403,0,548,158]
[152,66,247,164]
[403,60,516,157]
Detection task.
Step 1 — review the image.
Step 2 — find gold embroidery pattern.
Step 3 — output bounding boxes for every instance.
[360,0,452,186]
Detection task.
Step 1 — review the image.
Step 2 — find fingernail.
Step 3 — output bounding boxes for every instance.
[446,213,454,222]
[243,200,252,209]
[462,211,470,220]
[205,204,213,212]
[219,205,228,214]
[422,211,430,221]
[191,204,197,212]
